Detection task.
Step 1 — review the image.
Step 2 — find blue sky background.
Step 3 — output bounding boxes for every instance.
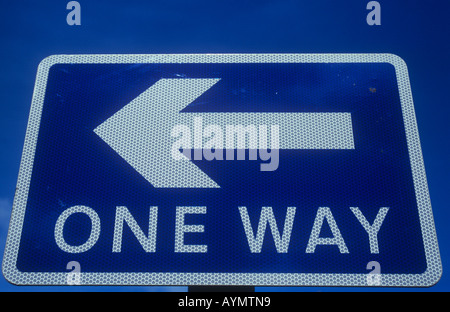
[0,0,448,292]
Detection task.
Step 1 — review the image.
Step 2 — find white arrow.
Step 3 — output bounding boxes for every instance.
[94,78,354,188]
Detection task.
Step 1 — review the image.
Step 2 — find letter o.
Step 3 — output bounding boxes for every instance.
[54,205,100,253]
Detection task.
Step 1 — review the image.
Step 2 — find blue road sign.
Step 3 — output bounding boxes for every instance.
[3,54,441,286]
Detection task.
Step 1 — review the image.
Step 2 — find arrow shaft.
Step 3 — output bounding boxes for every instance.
[190,112,354,150]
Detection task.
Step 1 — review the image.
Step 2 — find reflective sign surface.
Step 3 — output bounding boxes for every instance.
[3,54,441,286]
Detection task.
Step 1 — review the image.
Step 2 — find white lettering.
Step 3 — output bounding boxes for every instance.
[54,205,100,253]
[175,206,207,253]
[306,207,349,253]
[351,207,389,253]
[112,206,158,253]
[239,206,296,253]
[53,205,388,255]
[178,296,212,309]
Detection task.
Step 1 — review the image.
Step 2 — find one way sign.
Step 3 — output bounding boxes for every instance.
[3,54,441,287]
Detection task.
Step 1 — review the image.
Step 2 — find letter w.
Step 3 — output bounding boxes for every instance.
[239,206,296,253]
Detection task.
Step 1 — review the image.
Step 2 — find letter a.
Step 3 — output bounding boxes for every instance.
[366,1,381,26]
[67,1,81,26]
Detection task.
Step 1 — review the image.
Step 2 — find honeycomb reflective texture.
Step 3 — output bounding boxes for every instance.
[3,54,441,286]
